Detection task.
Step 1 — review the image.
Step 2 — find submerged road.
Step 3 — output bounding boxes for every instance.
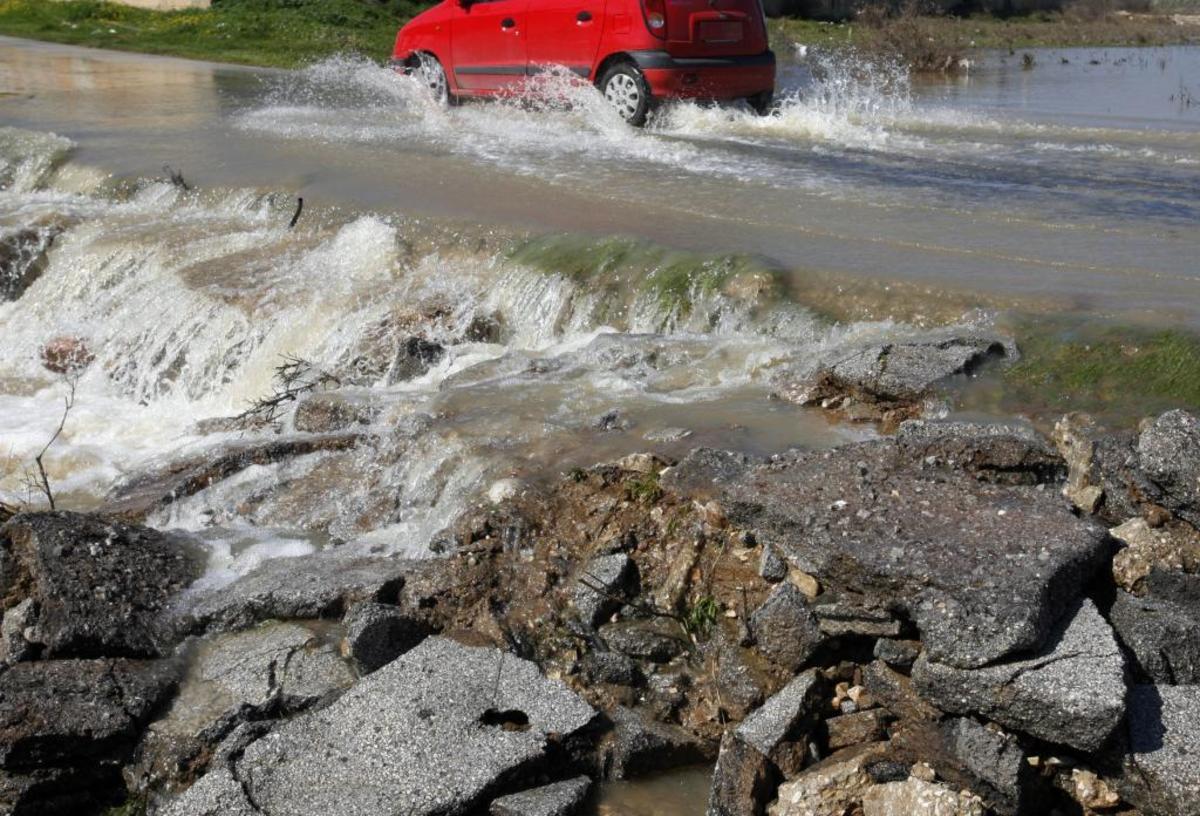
[2,35,1200,324]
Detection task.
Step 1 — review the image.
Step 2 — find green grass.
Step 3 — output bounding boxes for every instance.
[994,322,1200,425]
[2,1,1195,71]
[0,0,431,68]
[625,471,663,505]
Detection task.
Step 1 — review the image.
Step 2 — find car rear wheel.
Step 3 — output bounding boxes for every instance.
[411,53,450,106]
[747,90,774,116]
[600,63,652,127]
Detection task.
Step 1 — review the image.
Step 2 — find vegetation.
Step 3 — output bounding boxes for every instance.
[1000,323,1200,425]
[0,0,423,67]
[1,0,1196,71]
[683,595,721,637]
[625,471,663,505]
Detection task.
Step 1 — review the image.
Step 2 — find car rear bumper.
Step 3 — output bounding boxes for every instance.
[629,50,775,99]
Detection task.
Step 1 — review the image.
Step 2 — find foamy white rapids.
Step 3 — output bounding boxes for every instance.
[1,125,987,579]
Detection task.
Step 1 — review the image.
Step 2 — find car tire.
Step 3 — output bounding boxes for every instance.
[599,63,652,127]
[410,53,452,106]
[747,90,774,116]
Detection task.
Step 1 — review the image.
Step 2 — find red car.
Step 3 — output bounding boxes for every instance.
[390,0,775,125]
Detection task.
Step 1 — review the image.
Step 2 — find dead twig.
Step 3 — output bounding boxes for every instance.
[289,197,304,230]
[232,355,340,431]
[26,374,77,511]
[162,164,191,192]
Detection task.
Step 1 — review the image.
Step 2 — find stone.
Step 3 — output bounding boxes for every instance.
[105,432,363,521]
[943,718,1029,815]
[0,659,176,784]
[1110,517,1200,592]
[747,582,823,672]
[1109,589,1200,684]
[40,336,93,374]
[598,618,687,664]
[861,778,985,816]
[1065,768,1120,812]
[708,671,824,816]
[292,392,376,433]
[723,437,1111,669]
[813,602,901,638]
[0,765,123,816]
[0,598,37,663]
[579,651,642,687]
[896,420,1066,486]
[768,744,885,816]
[872,639,921,670]
[758,545,787,583]
[167,637,596,816]
[776,335,1009,426]
[341,601,433,674]
[464,312,504,344]
[573,554,635,628]
[1122,685,1200,816]
[862,660,942,723]
[602,706,710,780]
[490,776,592,816]
[388,336,445,383]
[912,600,1126,753]
[826,710,888,751]
[129,623,353,793]
[176,552,412,636]
[0,512,203,659]
[709,634,766,720]
[0,225,58,302]
[593,409,633,432]
[1138,409,1200,526]
[660,448,755,498]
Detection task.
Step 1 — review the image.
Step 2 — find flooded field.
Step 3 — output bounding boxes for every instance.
[2,34,1199,814]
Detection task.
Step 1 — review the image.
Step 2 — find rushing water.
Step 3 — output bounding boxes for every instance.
[2,33,1197,815]
[2,35,1198,574]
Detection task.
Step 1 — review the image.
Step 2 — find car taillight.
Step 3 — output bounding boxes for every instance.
[641,0,667,39]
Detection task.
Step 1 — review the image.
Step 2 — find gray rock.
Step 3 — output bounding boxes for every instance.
[1138,410,1200,526]
[0,225,58,302]
[0,765,122,816]
[826,709,888,751]
[599,618,687,664]
[105,432,363,521]
[603,706,711,780]
[813,602,901,638]
[896,420,1065,486]
[579,651,642,687]
[0,658,177,771]
[777,335,1009,421]
[1110,589,1200,684]
[0,512,203,659]
[660,448,755,498]
[173,637,596,816]
[748,582,823,671]
[723,437,1111,668]
[1146,566,1200,610]
[872,639,921,670]
[123,623,353,797]
[592,408,633,432]
[341,601,433,674]
[709,635,766,720]
[573,554,635,628]
[176,552,412,636]
[388,336,445,383]
[490,777,592,816]
[944,718,1029,816]
[153,766,260,816]
[912,600,1125,753]
[1122,684,1200,816]
[1,598,37,663]
[707,671,824,816]
[758,545,787,583]
[293,392,377,433]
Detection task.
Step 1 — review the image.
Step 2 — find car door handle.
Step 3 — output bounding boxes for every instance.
[500,17,516,28]
[576,10,593,22]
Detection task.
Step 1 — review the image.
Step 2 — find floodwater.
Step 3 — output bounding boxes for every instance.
[1,35,1198,810]
[2,37,1198,323]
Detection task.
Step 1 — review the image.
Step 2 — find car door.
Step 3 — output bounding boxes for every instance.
[450,0,530,93]
[525,0,607,79]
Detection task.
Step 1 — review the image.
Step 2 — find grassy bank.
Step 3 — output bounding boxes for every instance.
[1,0,1197,70]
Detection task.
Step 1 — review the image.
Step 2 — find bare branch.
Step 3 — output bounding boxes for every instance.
[231,355,340,431]
[31,374,77,511]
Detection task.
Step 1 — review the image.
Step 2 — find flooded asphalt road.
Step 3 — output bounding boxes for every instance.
[2,35,1199,325]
